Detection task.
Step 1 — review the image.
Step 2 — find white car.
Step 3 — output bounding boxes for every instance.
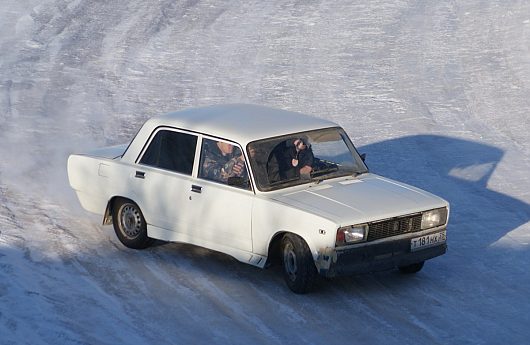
[67,104,449,293]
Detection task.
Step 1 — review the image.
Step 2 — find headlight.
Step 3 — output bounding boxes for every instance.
[421,208,448,230]
[336,224,368,246]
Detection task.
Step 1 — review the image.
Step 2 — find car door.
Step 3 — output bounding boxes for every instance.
[132,128,198,233]
[187,136,254,253]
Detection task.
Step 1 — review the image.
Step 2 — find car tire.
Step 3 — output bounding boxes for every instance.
[112,198,152,249]
[398,261,425,274]
[281,233,317,294]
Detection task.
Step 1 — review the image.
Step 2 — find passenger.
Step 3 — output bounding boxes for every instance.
[200,139,246,184]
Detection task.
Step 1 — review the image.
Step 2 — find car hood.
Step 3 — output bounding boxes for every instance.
[271,174,447,225]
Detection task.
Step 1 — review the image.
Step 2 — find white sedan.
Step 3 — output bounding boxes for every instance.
[67,104,449,293]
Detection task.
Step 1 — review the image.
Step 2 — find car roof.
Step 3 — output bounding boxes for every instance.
[147,104,339,145]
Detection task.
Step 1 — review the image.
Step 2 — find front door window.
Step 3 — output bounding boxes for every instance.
[198,138,251,190]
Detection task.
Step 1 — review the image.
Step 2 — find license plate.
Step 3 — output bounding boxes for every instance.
[411,231,446,252]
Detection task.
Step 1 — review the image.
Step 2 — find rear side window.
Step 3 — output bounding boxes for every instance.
[140,130,197,175]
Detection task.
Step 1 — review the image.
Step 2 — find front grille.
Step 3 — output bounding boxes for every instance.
[367,214,422,242]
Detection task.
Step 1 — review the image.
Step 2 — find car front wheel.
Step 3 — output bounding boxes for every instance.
[112,198,152,249]
[281,233,317,294]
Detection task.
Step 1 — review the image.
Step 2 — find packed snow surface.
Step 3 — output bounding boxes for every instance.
[1,0,530,344]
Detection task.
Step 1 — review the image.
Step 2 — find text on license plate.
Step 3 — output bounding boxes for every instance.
[411,231,446,252]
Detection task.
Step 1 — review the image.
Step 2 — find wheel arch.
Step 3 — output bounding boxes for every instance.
[103,195,139,225]
[266,230,320,269]
[266,231,287,266]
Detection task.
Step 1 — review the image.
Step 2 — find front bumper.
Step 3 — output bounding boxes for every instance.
[316,228,447,278]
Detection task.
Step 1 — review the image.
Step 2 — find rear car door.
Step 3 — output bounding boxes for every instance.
[133,128,198,233]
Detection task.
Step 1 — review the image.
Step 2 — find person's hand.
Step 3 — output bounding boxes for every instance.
[232,161,244,176]
[300,165,312,176]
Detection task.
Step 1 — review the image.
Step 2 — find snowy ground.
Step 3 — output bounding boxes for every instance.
[1,0,530,344]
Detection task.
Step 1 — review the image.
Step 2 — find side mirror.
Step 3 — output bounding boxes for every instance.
[227,176,250,189]
[360,153,367,162]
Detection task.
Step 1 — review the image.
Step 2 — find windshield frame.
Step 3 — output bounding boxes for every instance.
[246,126,368,192]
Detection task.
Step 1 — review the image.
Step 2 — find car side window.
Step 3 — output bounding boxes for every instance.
[140,129,197,175]
[199,138,251,190]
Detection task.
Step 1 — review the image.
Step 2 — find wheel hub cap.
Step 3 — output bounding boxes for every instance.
[121,205,142,238]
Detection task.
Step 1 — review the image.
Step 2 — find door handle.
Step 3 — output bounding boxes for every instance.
[135,171,145,179]
[191,185,202,193]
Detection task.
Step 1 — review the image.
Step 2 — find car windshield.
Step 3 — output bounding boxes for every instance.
[247,127,368,191]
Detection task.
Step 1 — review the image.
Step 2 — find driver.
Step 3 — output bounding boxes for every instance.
[289,138,313,178]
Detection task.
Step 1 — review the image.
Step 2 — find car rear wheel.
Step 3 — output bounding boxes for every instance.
[112,198,152,249]
[281,233,317,294]
[398,261,425,274]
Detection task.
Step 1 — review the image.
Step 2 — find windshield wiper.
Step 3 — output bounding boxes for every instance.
[352,170,368,177]
[310,167,341,184]
[269,177,300,186]
[311,166,338,178]
[311,168,369,184]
